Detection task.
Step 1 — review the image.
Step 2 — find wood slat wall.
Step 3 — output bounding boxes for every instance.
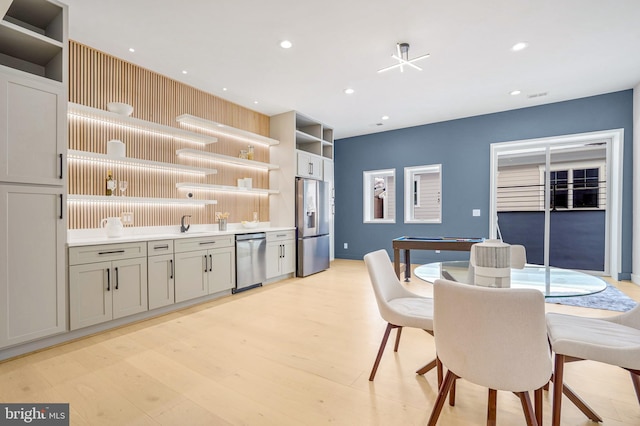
[68,41,271,229]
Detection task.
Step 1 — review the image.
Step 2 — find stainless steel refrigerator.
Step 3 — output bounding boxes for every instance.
[296,177,330,277]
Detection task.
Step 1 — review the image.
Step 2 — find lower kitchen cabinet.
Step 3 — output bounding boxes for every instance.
[69,243,148,330]
[0,185,66,348]
[147,240,174,310]
[174,235,235,303]
[266,230,296,279]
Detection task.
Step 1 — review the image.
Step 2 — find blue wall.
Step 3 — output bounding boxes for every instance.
[334,91,633,279]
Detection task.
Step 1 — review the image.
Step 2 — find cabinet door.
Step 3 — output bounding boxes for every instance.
[209,247,235,294]
[0,74,66,185]
[0,185,66,346]
[69,262,112,330]
[309,155,323,179]
[174,250,208,302]
[112,257,148,319]
[281,240,296,275]
[148,254,175,310]
[266,240,281,279]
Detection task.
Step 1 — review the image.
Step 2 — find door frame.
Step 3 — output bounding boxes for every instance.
[489,129,624,277]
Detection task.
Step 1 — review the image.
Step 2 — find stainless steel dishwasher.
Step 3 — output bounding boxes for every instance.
[234,232,266,293]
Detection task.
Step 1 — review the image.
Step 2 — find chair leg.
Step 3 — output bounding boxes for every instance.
[516,391,537,426]
[630,370,640,405]
[393,326,403,351]
[369,323,395,381]
[449,378,456,406]
[487,388,497,426]
[551,353,565,426]
[427,370,458,426]
[416,358,438,376]
[534,388,543,426]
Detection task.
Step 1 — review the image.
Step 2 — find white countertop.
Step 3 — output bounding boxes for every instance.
[67,224,296,247]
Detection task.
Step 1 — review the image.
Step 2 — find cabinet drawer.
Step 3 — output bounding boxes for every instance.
[148,240,174,256]
[267,230,295,243]
[175,235,235,253]
[69,242,147,265]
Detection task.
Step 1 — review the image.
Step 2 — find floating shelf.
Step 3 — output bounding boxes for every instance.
[176,114,279,147]
[176,183,279,195]
[68,150,218,176]
[176,148,279,171]
[68,103,219,145]
[68,195,217,205]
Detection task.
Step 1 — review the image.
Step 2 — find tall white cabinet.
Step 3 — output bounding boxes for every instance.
[0,0,68,348]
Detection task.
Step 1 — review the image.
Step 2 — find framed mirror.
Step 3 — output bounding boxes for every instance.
[363,169,395,223]
[404,164,442,223]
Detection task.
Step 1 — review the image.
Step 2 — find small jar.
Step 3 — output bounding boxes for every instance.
[247,145,254,160]
[239,150,248,159]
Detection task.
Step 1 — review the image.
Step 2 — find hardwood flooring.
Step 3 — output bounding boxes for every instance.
[1,259,639,425]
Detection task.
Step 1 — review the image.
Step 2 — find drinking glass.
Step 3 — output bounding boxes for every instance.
[119,180,128,196]
[107,179,117,196]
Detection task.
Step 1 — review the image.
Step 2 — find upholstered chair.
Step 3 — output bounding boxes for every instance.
[364,249,436,381]
[428,278,552,425]
[546,304,640,425]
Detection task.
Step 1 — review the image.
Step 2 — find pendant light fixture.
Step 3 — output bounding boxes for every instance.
[377,42,430,73]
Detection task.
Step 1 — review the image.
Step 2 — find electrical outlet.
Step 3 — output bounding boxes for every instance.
[435,250,440,254]
[343,243,348,249]
[473,209,481,217]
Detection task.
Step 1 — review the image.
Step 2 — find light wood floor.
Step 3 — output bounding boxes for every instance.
[1,259,639,425]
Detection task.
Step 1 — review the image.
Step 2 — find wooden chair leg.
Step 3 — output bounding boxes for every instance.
[437,357,443,387]
[393,326,403,352]
[551,353,565,426]
[416,358,437,376]
[369,323,395,381]
[427,371,458,426]
[449,378,456,406]
[534,388,543,426]
[517,391,537,426]
[487,388,497,426]
[630,370,640,405]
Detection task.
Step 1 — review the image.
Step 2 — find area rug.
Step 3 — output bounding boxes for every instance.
[546,284,637,312]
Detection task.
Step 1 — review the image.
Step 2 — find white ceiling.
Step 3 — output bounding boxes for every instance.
[61,0,640,139]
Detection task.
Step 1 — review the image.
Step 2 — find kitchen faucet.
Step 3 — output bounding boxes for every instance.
[180,215,191,233]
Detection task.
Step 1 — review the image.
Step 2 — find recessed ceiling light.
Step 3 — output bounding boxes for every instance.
[381,115,389,120]
[182,70,188,74]
[254,100,259,104]
[344,88,355,95]
[280,40,293,49]
[222,87,228,91]
[510,90,521,96]
[128,48,135,53]
[511,42,528,52]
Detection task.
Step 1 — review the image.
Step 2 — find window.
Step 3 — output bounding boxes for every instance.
[363,169,395,223]
[547,167,601,209]
[550,170,568,210]
[404,164,442,223]
[573,168,599,208]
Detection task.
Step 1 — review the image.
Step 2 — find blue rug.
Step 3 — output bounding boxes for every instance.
[546,284,637,312]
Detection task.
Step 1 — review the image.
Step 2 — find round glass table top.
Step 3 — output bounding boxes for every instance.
[414,261,607,298]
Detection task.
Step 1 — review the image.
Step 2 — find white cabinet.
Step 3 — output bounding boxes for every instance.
[0,73,66,185]
[296,150,323,179]
[174,235,235,303]
[0,185,66,347]
[69,243,148,330]
[147,240,174,310]
[266,230,296,279]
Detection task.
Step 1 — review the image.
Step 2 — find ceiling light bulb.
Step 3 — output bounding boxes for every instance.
[182,70,188,74]
[280,40,292,49]
[128,48,135,53]
[344,88,355,95]
[510,90,521,96]
[254,100,259,104]
[511,42,528,52]
[222,87,228,91]
[381,115,389,120]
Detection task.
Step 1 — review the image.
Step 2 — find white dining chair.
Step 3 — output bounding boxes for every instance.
[428,278,552,425]
[364,249,437,381]
[546,304,640,425]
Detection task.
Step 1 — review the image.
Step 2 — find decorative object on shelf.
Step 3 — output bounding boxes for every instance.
[106,102,134,116]
[105,170,115,196]
[186,192,194,198]
[100,216,124,237]
[247,145,254,160]
[237,178,245,188]
[241,221,258,229]
[377,42,430,74]
[216,212,229,231]
[239,150,248,159]
[120,212,134,225]
[119,180,128,196]
[106,139,126,157]
[244,177,252,189]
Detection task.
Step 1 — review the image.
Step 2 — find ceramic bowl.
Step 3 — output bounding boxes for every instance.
[241,221,259,229]
[107,102,134,116]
